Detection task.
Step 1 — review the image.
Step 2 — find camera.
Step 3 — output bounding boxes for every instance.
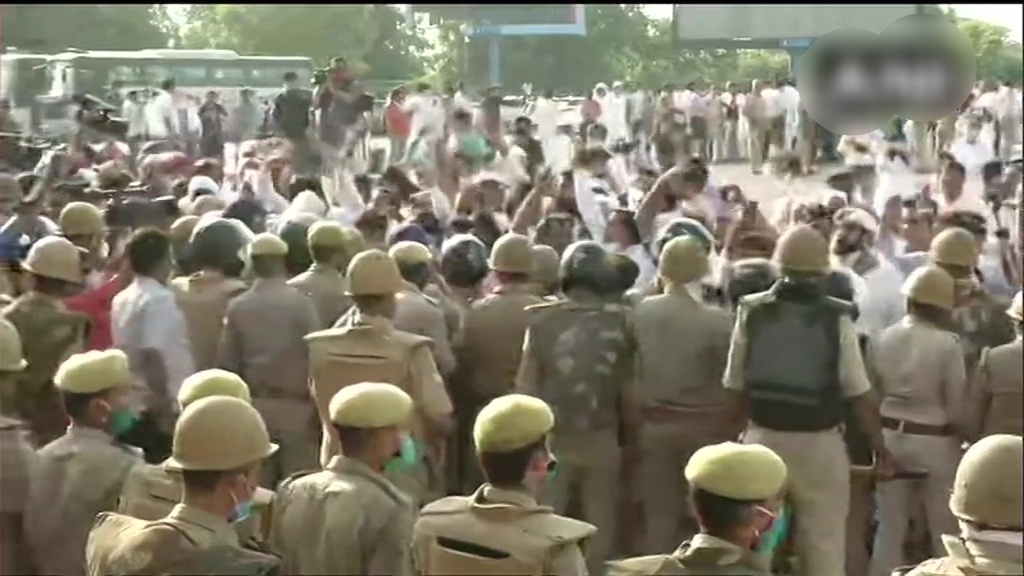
[312,69,329,87]
[72,93,128,140]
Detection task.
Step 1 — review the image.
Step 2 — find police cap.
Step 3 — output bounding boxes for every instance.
[949,434,1023,529]
[530,244,561,287]
[0,317,27,372]
[488,233,533,274]
[169,215,200,243]
[772,224,829,274]
[684,442,787,501]
[54,349,132,394]
[248,232,289,257]
[21,236,85,284]
[389,241,433,264]
[560,240,616,293]
[306,221,347,248]
[164,396,278,472]
[928,227,978,269]
[345,249,404,296]
[901,266,955,310]
[177,369,251,410]
[1007,291,1022,322]
[654,217,714,258]
[328,382,413,428]
[474,394,555,453]
[659,236,709,285]
[59,202,105,237]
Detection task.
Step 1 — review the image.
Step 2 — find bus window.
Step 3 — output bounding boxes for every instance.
[211,65,246,87]
[246,64,312,88]
[0,60,14,102]
[169,65,210,85]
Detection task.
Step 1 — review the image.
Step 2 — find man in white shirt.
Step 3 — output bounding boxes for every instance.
[122,90,148,164]
[531,88,560,151]
[402,82,443,164]
[687,85,712,159]
[760,79,784,158]
[144,79,177,143]
[777,78,801,153]
[949,119,995,178]
[605,81,630,143]
[994,80,1020,159]
[112,228,195,461]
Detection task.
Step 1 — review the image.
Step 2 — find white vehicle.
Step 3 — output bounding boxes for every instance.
[1,50,50,132]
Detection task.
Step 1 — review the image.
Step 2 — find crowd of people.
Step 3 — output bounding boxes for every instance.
[0,55,1021,576]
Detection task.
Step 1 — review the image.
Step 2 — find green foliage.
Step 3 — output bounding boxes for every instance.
[0,5,170,52]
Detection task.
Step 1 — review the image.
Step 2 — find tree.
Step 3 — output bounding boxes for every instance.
[0,5,169,52]
[955,19,1023,84]
[179,5,427,81]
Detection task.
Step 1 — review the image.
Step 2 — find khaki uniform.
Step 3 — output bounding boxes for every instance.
[414,485,593,576]
[904,536,1024,576]
[272,457,415,575]
[424,283,463,350]
[454,283,543,491]
[25,427,142,576]
[866,317,964,576]
[964,338,1023,440]
[117,463,272,546]
[950,290,1015,376]
[0,415,36,576]
[515,297,642,573]
[2,294,89,445]
[608,534,772,576]
[394,282,456,377]
[217,279,321,487]
[632,288,734,553]
[171,273,248,371]
[307,312,453,504]
[287,264,351,329]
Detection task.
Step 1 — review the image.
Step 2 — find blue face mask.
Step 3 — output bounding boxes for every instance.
[385,435,420,474]
[229,500,252,524]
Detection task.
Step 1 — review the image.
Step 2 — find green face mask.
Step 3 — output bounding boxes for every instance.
[110,407,139,437]
[384,435,420,475]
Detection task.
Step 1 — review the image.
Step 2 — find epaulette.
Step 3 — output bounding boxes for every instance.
[277,469,319,491]
[738,289,775,308]
[303,326,352,342]
[524,300,567,313]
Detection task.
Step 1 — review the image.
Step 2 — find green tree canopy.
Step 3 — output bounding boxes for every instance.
[0,5,169,52]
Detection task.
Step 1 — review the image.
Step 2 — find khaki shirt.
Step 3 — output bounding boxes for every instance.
[26,426,142,576]
[272,456,414,576]
[907,534,1024,576]
[633,288,733,408]
[171,272,247,371]
[454,283,543,401]
[867,316,967,426]
[394,283,456,377]
[964,337,1023,440]
[723,304,872,398]
[217,278,320,432]
[287,264,351,329]
[424,283,463,349]
[0,415,35,576]
[609,533,772,575]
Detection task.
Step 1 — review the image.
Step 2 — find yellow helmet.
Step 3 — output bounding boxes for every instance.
[900,266,955,310]
[530,245,561,287]
[169,215,200,243]
[345,249,404,296]
[488,233,533,274]
[177,369,251,410]
[164,396,278,472]
[389,241,433,265]
[658,236,709,285]
[949,434,1022,529]
[306,221,348,249]
[0,318,27,372]
[929,227,978,268]
[22,237,85,284]
[772,224,829,274]
[58,202,105,237]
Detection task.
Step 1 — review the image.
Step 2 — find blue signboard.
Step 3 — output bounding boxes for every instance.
[780,38,814,49]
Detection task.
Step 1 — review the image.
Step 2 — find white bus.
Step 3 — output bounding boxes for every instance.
[1,50,50,131]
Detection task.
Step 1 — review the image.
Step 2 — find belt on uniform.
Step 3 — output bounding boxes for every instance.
[881,416,954,437]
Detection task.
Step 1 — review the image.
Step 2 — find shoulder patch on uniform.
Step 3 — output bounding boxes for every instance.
[304,327,350,342]
[278,468,319,491]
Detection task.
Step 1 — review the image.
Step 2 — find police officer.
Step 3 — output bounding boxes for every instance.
[273,382,416,575]
[455,233,544,493]
[173,218,251,371]
[86,396,280,575]
[439,233,490,314]
[306,249,452,505]
[530,244,562,300]
[633,236,734,553]
[723,258,777,309]
[390,241,456,378]
[2,236,89,446]
[217,233,320,487]
[633,217,718,301]
[515,240,642,573]
[117,369,274,548]
[964,290,1023,440]
[867,266,965,576]
[722,224,894,576]
[276,212,321,277]
[901,434,1023,576]
[413,394,595,576]
[0,317,35,576]
[25,349,143,576]
[169,215,201,275]
[609,442,787,576]
[928,227,1015,374]
[288,220,359,329]
[57,201,106,257]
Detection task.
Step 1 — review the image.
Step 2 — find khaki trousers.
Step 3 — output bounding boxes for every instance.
[742,424,849,576]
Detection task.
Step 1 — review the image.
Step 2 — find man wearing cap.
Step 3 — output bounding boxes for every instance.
[900,434,1024,576]
[86,396,280,575]
[389,241,455,379]
[0,318,37,576]
[530,244,562,300]
[273,382,416,575]
[455,233,544,493]
[632,236,735,553]
[25,349,143,576]
[307,250,452,505]
[413,393,595,576]
[217,233,320,487]
[288,221,359,329]
[723,224,895,576]
[515,240,641,573]
[610,441,787,575]
[866,266,967,576]
[2,236,90,446]
[963,291,1023,440]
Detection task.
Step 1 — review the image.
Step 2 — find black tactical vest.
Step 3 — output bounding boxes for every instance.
[742,290,848,431]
